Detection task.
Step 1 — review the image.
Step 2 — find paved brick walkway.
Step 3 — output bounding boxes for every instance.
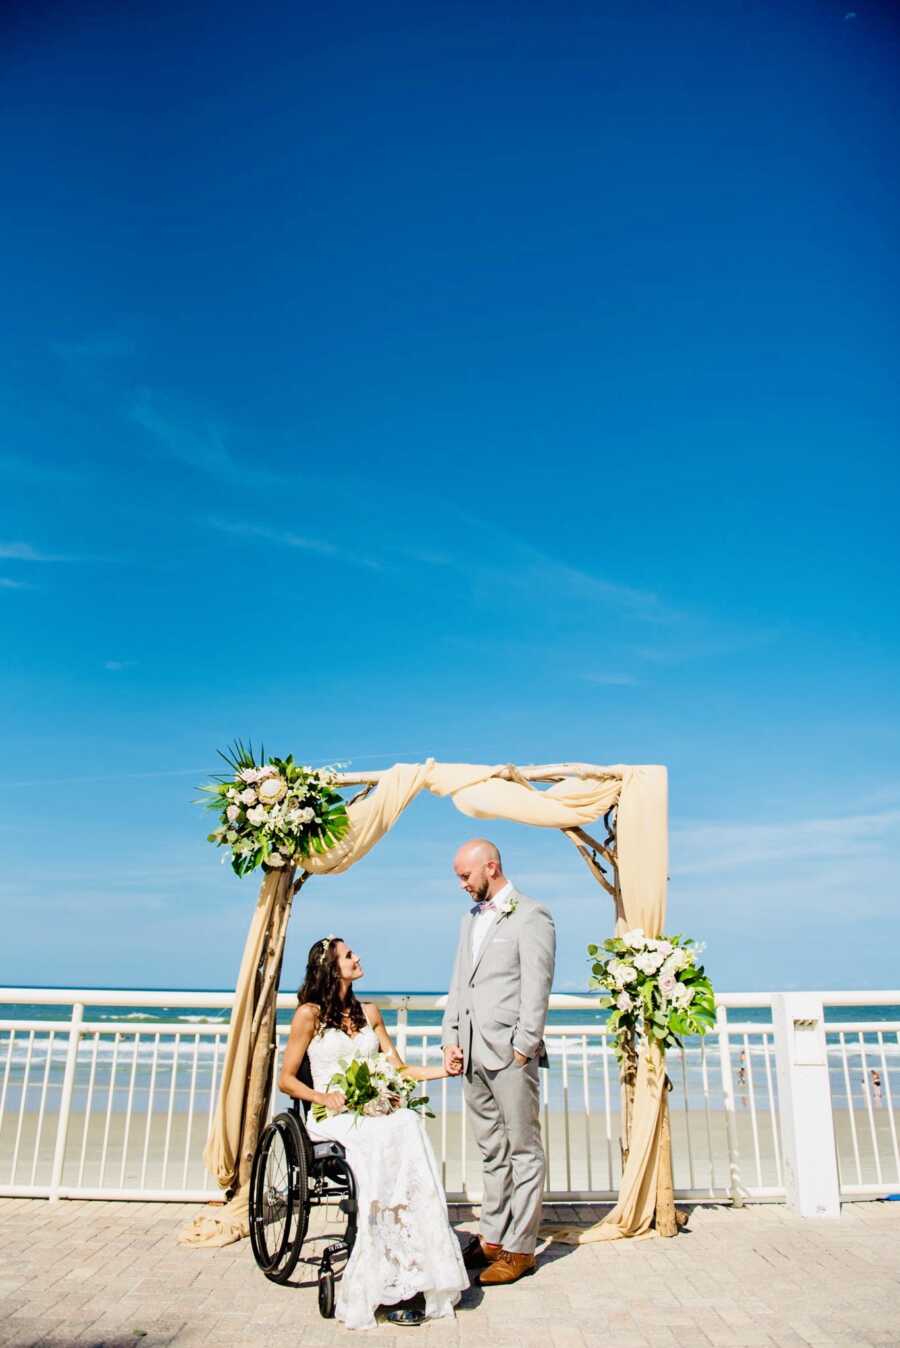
[1,1198,899,1348]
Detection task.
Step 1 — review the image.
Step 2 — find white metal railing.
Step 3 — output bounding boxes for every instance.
[0,988,897,1206]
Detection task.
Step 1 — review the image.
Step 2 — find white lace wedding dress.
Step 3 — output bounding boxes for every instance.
[305,1023,469,1330]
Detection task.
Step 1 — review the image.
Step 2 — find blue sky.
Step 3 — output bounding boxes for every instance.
[2,0,898,994]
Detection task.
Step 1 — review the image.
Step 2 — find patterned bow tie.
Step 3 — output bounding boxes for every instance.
[473,899,496,915]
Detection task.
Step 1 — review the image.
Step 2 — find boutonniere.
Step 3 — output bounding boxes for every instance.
[496,894,518,918]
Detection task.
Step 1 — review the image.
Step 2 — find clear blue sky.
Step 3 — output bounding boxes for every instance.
[2,0,898,994]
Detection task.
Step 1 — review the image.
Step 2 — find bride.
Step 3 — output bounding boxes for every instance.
[278,935,469,1330]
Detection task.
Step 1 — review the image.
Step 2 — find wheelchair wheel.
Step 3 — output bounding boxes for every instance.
[249,1111,309,1283]
[318,1266,336,1318]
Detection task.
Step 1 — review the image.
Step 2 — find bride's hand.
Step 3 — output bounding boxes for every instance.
[322,1091,346,1113]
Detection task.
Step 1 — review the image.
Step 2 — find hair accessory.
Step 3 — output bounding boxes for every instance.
[318,934,336,965]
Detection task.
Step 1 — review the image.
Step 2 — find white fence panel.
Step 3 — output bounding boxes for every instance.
[1,987,898,1206]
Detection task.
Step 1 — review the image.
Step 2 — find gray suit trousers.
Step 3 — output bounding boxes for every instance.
[464,1054,544,1254]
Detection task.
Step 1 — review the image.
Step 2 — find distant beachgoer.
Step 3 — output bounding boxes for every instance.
[870,1068,883,1106]
[737,1049,748,1106]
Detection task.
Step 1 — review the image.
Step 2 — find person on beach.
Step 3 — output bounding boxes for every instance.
[279,937,469,1330]
[441,839,556,1286]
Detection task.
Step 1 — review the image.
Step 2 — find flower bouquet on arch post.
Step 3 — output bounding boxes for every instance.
[585,929,715,1241]
[587,928,716,1056]
[198,739,351,876]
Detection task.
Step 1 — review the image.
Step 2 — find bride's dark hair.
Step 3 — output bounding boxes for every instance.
[297,935,366,1035]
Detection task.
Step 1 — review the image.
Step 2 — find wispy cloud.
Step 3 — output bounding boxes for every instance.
[0,541,66,562]
[209,518,383,570]
[6,767,210,789]
[0,577,32,590]
[671,807,900,877]
[518,552,682,624]
[131,391,288,487]
[627,628,780,665]
[103,660,137,672]
[451,515,684,625]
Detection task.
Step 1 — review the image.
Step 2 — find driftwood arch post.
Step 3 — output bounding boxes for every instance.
[180,761,671,1248]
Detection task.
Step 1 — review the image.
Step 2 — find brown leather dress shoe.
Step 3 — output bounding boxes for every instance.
[462,1235,504,1270]
[478,1251,536,1285]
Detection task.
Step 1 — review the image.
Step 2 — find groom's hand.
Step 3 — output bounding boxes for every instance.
[513,1050,529,1067]
[443,1045,463,1076]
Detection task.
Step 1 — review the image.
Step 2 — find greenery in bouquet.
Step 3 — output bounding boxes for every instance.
[588,928,716,1061]
[312,1051,432,1122]
[200,740,350,877]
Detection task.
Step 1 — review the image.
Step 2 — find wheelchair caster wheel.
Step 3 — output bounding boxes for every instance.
[318,1267,336,1318]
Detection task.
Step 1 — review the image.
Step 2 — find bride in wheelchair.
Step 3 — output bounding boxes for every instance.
[275,934,469,1330]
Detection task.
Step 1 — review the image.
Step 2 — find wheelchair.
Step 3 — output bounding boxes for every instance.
[248,1056,357,1317]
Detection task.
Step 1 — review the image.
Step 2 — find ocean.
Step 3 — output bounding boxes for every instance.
[3,987,900,1030]
[2,988,898,1116]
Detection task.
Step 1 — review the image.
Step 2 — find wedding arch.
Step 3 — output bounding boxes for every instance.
[181,759,670,1248]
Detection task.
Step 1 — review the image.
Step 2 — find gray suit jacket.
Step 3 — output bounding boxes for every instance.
[441,889,556,1072]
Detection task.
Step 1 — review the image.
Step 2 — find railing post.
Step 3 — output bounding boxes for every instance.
[397,997,409,1060]
[716,1005,745,1207]
[771,993,840,1217]
[49,1001,83,1202]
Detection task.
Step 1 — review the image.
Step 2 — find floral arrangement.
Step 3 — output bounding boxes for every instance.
[200,741,350,877]
[588,928,716,1060]
[312,1051,432,1122]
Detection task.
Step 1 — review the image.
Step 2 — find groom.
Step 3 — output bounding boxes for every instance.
[441,839,556,1285]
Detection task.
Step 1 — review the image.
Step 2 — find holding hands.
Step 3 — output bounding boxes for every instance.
[442,1045,464,1076]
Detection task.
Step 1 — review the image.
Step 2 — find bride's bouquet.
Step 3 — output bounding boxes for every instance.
[312,1051,433,1122]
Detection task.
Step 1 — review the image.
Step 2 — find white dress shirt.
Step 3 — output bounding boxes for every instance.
[470,881,513,962]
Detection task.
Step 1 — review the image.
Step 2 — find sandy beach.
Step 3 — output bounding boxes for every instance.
[3,1101,897,1201]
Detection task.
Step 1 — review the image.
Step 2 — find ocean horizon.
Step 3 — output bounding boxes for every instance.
[3,985,900,1030]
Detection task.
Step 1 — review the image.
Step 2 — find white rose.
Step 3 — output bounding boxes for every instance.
[634,949,666,975]
[239,787,257,805]
[226,804,239,822]
[662,949,688,975]
[616,991,634,1012]
[654,940,673,958]
[246,804,268,826]
[256,764,278,780]
[622,928,646,950]
[609,960,636,986]
[659,971,677,998]
[226,788,238,800]
[238,768,261,783]
[671,982,693,1009]
[266,851,285,867]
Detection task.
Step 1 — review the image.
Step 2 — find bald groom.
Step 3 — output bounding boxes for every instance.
[441,840,556,1285]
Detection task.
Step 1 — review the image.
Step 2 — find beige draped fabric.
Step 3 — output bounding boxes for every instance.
[554,763,670,1243]
[179,759,668,1248]
[300,760,624,875]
